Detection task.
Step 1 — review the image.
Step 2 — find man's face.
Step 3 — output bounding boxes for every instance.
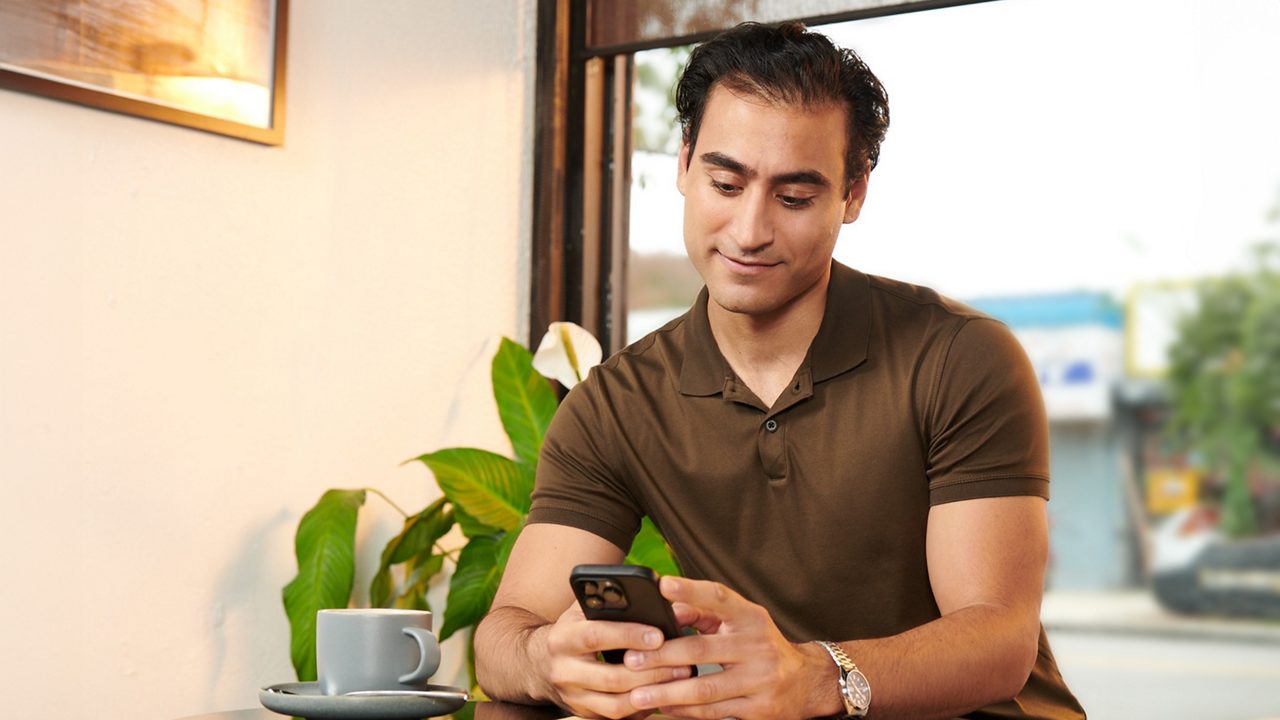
[677,85,867,320]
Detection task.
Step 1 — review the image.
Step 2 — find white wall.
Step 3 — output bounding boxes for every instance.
[0,2,535,717]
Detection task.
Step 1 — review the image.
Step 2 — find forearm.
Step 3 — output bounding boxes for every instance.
[834,602,1040,719]
[473,605,558,705]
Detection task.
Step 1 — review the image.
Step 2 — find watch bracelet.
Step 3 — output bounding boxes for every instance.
[813,640,866,718]
[814,635,855,712]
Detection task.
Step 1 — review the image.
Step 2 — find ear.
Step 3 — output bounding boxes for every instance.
[842,174,869,224]
[676,141,691,197]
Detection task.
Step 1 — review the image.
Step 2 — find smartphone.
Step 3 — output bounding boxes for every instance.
[569,564,684,664]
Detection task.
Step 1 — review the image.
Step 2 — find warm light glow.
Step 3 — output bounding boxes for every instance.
[131,73,271,127]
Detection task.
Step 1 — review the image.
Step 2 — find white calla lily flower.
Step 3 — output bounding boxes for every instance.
[532,321,603,389]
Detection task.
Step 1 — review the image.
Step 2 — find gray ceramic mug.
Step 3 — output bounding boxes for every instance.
[316,609,441,695]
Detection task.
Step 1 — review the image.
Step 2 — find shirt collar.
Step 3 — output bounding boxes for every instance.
[677,260,870,396]
[809,260,871,383]
[678,288,727,396]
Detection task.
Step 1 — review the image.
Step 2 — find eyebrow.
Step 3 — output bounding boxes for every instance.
[700,151,832,189]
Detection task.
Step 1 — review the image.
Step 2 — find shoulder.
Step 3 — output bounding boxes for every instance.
[578,310,694,397]
[856,272,1015,356]
[849,271,1032,400]
[865,273,992,327]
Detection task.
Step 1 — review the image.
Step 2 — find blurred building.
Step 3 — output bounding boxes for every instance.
[969,293,1137,590]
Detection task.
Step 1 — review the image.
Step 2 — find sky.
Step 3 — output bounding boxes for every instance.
[628,0,1280,302]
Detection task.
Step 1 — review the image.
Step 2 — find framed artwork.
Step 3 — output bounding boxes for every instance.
[0,0,288,145]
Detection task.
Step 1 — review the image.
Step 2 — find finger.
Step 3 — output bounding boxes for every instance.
[629,672,748,713]
[556,619,667,656]
[624,631,736,670]
[663,577,775,635]
[559,687,651,720]
[660,577,748,619]
[570,659,695,694]
[658,698,752,720]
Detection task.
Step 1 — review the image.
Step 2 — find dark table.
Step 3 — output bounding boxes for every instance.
[178,701,577,720]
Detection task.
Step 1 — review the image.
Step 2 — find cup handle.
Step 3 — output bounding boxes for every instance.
[399,626,441,684]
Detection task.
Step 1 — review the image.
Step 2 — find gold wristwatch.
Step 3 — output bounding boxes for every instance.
[815,640,871,718]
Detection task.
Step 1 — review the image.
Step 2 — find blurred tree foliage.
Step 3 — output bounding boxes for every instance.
[632,45,692,155]
[1166,241,1280,538]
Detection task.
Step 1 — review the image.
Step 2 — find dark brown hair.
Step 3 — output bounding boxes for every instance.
[675,21,890,191]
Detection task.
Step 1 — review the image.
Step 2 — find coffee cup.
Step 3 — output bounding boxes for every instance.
[316,608,441,696]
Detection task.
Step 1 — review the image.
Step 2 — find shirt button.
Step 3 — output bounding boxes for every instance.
[765,419,779,432]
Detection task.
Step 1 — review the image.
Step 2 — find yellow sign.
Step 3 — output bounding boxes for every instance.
[1146,468,1200,514]
[1126,282,1198,379]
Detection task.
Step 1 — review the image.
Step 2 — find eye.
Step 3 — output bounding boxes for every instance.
[777,194,813,209]
[710,180,741,195]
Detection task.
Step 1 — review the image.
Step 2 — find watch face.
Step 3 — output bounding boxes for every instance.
[849,670,871,707]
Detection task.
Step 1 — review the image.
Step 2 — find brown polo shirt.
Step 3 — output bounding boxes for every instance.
[528,261,1084,718]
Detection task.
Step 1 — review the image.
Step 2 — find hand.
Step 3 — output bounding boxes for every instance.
[622,577,839,720]
[541,601,696,719]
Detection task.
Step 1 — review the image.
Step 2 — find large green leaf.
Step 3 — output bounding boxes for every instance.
[492,337,559,466]
[282,489,366,681]
[414,448,533,533]
[439,535,500,640]
[625,516,682,578]
[397,553,447,611]
[451,502,499,539]
[439,527,523,641]
[370,498,454,607]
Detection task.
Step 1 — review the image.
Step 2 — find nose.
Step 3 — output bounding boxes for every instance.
[726,187,774,254]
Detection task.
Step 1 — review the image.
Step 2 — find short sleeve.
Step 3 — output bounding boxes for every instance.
[527,373,644,551]
[925,318,1050,505]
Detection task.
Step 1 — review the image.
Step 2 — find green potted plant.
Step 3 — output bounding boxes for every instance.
[281,322,680,689]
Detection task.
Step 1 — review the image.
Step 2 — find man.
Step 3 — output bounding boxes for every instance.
[475,21,1084,719]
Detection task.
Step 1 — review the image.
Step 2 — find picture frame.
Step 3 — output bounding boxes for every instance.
[0,0,289,146]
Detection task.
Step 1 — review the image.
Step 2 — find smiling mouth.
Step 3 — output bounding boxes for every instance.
[718,252,780,271]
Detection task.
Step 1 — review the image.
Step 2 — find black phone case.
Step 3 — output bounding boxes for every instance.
[570,564,683,664]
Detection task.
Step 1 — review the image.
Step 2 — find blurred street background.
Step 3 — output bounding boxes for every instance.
[625,1,1280,717]
[1043,591,1280,718]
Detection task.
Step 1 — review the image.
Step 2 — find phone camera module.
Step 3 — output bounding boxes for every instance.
[600,582,628,609]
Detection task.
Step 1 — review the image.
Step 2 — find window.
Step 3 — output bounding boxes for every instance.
[622,1,1280,341]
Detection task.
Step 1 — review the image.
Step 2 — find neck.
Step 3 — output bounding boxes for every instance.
[707,269,830,406]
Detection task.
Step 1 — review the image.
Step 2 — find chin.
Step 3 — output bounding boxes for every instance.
[707,288,781,317]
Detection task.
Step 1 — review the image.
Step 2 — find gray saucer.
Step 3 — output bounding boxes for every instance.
[259,681,468,719]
